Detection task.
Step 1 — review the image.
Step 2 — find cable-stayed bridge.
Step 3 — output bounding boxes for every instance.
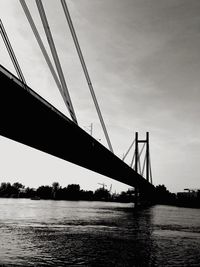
[0,65,154,195]
[0,0,155,204]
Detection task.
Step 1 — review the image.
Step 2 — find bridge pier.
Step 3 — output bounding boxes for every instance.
[134,186,138,208]
[133,185,156,209]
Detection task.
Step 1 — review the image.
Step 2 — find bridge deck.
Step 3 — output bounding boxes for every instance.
[0,65,154,192]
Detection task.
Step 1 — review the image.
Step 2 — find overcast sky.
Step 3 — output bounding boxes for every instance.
[0,0,200,193]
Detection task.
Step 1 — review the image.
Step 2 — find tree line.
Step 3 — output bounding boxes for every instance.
[0,182,199,207]
[0,182,135,202]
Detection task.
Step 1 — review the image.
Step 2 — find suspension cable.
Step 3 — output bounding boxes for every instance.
[122,139,135,161]
[130,152,135,168]
[138,143,145,175]
[0,19,26,84]
[138,143,145,158]
[141,156,146,177]
[60,0,113,153]
[138,153,142,175]
[35,0,78,124]
[19,0,76,121]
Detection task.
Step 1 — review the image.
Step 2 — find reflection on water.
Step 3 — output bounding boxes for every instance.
[0,199,200,266]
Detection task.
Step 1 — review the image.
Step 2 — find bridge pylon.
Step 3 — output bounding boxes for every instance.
[135,132,152,184]
[133,132,154,208]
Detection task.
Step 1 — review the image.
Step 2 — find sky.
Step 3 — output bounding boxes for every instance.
[0,0,200,193]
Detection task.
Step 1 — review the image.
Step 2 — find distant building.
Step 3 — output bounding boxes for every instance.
[177,189,200,207]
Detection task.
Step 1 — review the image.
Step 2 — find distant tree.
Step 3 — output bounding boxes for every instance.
[36,185,52,199]
[52,182,60,199]
[12,182,25,196]
[67,184,80,192]
[80,190,94,200]
[94,187,111,201]
[0,182,7,190]
[64,184,81,200]
[12,182,24,190]
[24,187,36,198]
[155,184,176,204]
[0,182,13,197]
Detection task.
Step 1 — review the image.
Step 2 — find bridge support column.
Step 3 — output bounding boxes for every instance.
[146,132,149,183]
[135,132,138,173]
[134,186,139,208]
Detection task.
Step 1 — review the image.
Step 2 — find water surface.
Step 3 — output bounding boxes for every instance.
[0,199,200,266]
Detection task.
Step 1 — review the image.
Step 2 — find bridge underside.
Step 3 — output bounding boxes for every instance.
[0,65,154,193]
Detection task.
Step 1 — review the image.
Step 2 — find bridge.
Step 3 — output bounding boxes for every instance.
[0,65,154,197]
[0,0,155,204]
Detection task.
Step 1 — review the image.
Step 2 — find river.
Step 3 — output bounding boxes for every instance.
[0,198,200,266]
